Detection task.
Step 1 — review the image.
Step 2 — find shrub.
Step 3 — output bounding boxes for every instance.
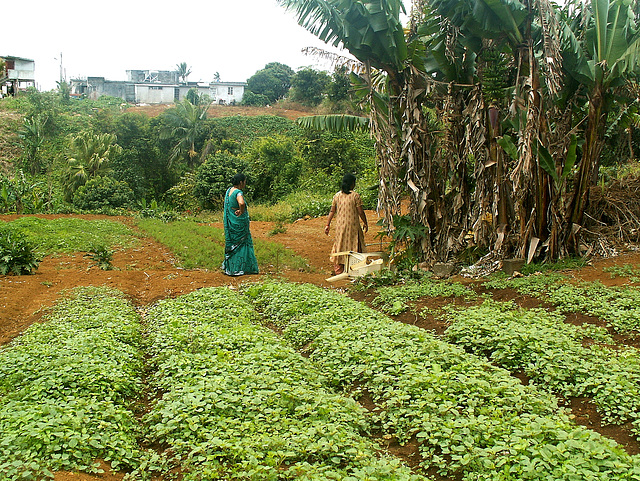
[241,91,270,106]
[0,226,40,275]
[72,176,135,211]
[193,152,247,209]
[247,135,301,201]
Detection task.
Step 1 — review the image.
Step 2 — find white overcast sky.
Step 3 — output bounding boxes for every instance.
[5,0,406,92]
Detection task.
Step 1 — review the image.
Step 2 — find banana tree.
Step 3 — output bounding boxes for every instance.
[562,0,640,251]
[279,0,412,232]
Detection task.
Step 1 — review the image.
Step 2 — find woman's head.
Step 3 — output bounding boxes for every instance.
[341,173,356,194]
[231,173,246,187]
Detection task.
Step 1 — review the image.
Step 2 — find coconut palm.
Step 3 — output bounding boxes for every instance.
[159,99,210,168]
[62,131,122,202]
[176,62,192,84]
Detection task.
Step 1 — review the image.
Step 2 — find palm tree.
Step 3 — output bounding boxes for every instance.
[159,99,210,168]
[176,62,192,84]
[62,131,121,202]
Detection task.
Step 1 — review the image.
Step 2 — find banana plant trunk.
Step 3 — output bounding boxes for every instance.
[566,87,606,251]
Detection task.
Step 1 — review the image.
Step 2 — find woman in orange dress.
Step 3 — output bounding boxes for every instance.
[324,173,368,275]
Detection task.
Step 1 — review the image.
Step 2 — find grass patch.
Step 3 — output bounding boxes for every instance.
[0,216,138,255]
[135,218,311,273]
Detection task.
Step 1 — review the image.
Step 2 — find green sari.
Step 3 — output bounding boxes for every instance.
[222,187,259,276]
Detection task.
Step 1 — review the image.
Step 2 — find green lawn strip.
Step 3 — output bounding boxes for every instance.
[135,218,310,272]
[371,278,477,315]
[485,274,640,334]
[0,287,144,479]
[140,287,425,481]
[1,217,139,255]
[243,281,640,481]
[443,300,640,435]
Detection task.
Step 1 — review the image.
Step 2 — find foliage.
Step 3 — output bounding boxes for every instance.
[84,243,115,270]
[193,152,247,209]
[246,135,301,201]
[326,66,352,104]
[444,300,640,430]
[298,129,366,174]
[0,287,144,478]
[289,68,330,106]
[162,172,201,213]
[372,277,477,315]
[72,176,135,211]
[158,99,210,168]
[0,225,40,275]
[16,115,46,175]
[208,115,301,151]
[240,90,270,106]
[176,62,192,84]
[138,287,424,480]
[246,62,295,103]
[137,199,180,223]
[485,273,640,334]
[244,281,640,480]
[0,171,45,214]
[379,214,429,270]
[520,255,589,275]
[62,131,122,202]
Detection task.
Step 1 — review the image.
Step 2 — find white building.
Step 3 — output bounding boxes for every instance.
[0,55,36,96]
[70,69,247,105]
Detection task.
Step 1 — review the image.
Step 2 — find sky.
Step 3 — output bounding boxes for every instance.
[4,0,367,92]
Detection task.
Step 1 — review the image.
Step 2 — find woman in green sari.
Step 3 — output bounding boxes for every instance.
[222,173,259,276]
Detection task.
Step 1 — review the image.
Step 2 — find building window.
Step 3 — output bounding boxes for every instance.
[228,87,234,96]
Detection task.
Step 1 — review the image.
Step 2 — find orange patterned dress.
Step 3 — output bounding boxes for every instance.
[330,191,366,266]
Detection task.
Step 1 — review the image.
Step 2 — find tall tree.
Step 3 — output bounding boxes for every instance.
[247,62,295,102]
[289,68,330,106]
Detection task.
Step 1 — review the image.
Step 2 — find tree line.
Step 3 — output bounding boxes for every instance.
[0,83,376,216]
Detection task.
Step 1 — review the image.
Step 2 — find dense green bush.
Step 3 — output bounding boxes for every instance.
[72,176,135,211]
[247,135,301,201]
[241,91,270,106]
[193,152,247,209]
[0,226,40,275]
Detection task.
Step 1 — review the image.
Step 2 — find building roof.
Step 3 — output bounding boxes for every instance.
[0,55,35,62]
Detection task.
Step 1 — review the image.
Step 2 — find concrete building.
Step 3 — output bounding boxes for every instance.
[70,69,247,105]
[0,55,36,97]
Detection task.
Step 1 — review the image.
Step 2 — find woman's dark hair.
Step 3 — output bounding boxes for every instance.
[231,173,246,186]
[341,173,356,194]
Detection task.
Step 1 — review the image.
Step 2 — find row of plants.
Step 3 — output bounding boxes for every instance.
[370,275,477,315]
[138,287,425,480]
[0,287,144,479]
[442,300,640,436]
[485,274,640,334]
[243,281,640,480]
